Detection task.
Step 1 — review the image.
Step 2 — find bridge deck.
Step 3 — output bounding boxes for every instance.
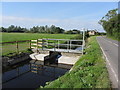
[41,48,82,53]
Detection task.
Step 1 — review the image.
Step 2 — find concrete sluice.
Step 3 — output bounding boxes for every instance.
[29,51,80,70]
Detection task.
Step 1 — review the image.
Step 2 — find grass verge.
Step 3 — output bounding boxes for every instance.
[107,36,120,41]
[40,36,110,88]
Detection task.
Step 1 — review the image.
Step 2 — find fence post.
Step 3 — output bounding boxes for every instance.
[16,41,19,53]
[29,40,31,49]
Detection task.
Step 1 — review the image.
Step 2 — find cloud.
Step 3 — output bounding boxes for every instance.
[1,15,104,32]
[55,17,104,31]
[2,16,59,28]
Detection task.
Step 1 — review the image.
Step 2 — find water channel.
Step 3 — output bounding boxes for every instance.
[2,59,69,89]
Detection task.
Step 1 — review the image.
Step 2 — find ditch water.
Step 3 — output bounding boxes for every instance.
[2,59,69,89]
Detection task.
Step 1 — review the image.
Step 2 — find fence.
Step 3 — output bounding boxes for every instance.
[1,40,31,56]
[1,38,84,56]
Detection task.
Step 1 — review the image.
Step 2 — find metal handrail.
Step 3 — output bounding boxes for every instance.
[31,38,84,53]
[38,39,83,41]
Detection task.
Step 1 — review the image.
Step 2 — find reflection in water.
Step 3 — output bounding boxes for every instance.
[2,60,69,89]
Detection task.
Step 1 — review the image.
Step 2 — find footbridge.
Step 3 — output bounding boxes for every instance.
[29,30,85,70]
[30,38,84,54]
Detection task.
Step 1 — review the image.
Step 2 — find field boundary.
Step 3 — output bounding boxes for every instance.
[0,40,30,44]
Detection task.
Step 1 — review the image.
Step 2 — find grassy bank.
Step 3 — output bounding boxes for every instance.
[1,33,78,42]
[107,35,120,41]
[40,36,110,88]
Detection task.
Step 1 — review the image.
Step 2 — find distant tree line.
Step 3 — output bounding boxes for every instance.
[99,8,120,40]
[0,25,65,34]
[64,29,80,34]
[0,25,27,33]
[0,25,83,34]
[29,25,65,34]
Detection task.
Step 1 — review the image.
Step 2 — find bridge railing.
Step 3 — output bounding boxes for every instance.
[31,39,84,53]
[1,38,84,56]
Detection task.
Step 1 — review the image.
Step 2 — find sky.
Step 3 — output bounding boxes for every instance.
[1,2,118,32]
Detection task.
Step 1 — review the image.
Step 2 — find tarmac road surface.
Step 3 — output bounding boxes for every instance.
[97,36,118,88]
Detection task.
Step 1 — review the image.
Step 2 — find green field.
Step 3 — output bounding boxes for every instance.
[1,33,78,42]
[41,36,110,88]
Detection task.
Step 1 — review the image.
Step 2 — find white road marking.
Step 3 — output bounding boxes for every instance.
[100,46,118,82]
[114,43,119,47]
[102,37,118,47]
[97,37,118,83]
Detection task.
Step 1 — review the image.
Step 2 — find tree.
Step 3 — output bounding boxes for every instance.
[30,26,39,33]
[7,25,15,32]
[50,25,56,34]
[99,8,119,40]
[0,27,7,32]
[65,30,73,34]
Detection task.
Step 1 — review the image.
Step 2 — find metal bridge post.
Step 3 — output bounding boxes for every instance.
[67,40,69,52]
[42,39,43,51]
[83,28,85,46]
[82,28,85,55]
[70,40,71,50]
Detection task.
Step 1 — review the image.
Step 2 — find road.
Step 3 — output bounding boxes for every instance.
[97,36,118,88]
